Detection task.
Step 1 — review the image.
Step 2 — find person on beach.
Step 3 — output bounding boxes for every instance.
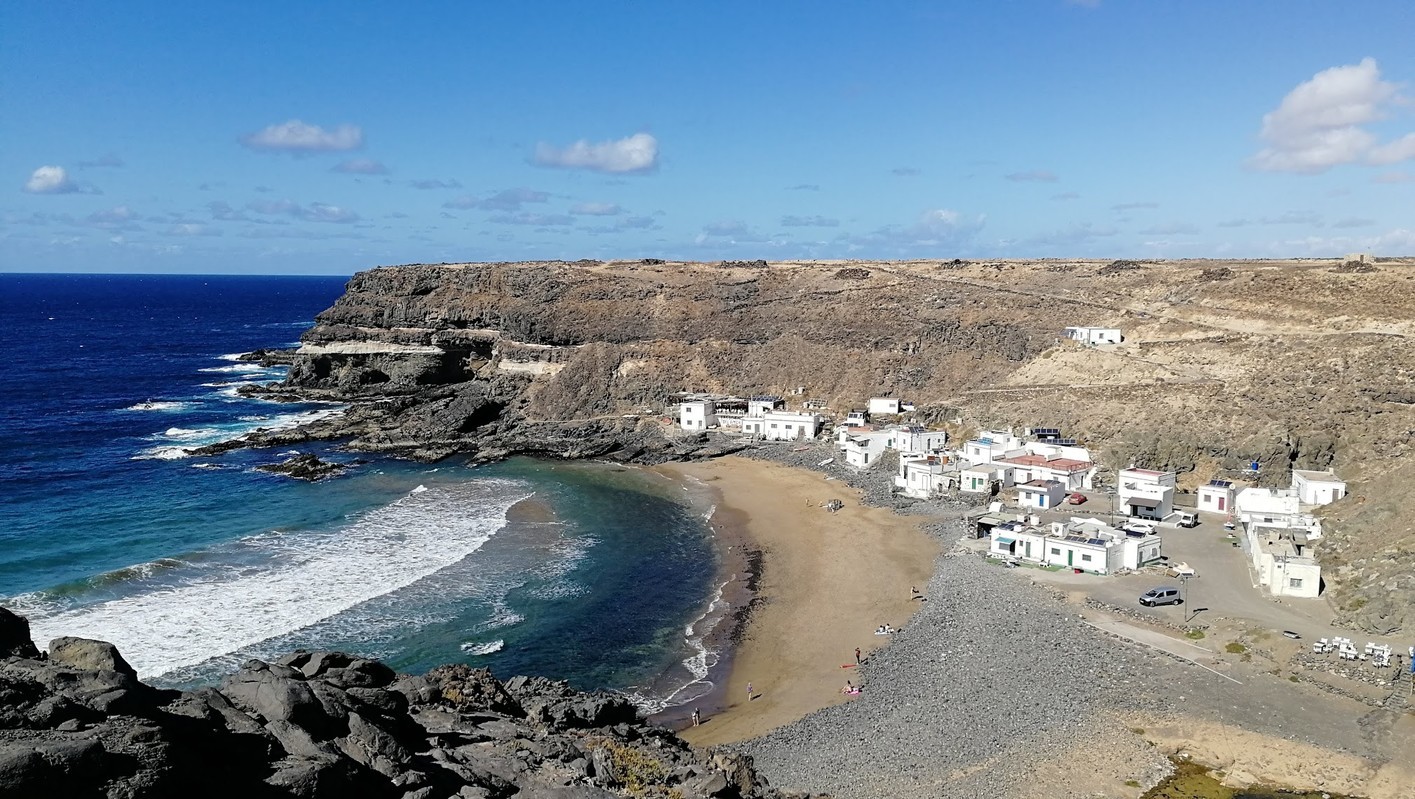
[855,647,861,664]
[692,708,701,726]
[746,681,753,701]
[841,680,853,694]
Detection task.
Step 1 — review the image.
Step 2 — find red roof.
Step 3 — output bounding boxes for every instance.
[998,454,1092,472]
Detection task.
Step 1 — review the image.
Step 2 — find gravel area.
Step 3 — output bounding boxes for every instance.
[736,549,1174,798]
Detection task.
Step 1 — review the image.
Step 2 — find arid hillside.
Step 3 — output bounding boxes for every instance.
[284,257,1415,633]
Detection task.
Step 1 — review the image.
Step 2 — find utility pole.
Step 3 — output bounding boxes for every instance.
[1181,573,1193,623]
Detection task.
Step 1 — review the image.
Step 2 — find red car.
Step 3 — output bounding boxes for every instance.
[1067,493,1087,505]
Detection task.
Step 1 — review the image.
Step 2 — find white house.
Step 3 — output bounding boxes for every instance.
[895,454,960,499]
[961,463,1011,494]
[839,428,892,469]
[679,400,718,431]
[868,397,902,416]
[1063,326,1123,345]
[1291,469,1346,506]
[1248,524,1321,599]
[742,410,822,441]
[962,430,1026,464]
[1016,479,1067,510]
[990,517,1161,575]
[1235,487,1301,521]
[1196,479,1235,515]
[997,452,1097,491]
[843,409,869,427]
[747,396,784,415]
[887,425,948,455]
[1117,468,1176,520]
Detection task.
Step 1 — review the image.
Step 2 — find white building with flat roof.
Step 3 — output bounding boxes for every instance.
[1197,480,1235,515]
[895,454,961,499]
[1117,468,1176,520]
[887,425,948,455]
[1248,524,1321,599]
[1063,326,1123,345]
[1292,469,1346,506]
[839,428,892,469]
[989,517,1161,575]
[679,400,718,431]
[1016,479,1067,510]
[742,410,822,441]
[867,397,902,416]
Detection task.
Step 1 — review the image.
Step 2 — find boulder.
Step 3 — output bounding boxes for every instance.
[221,660,334,735]
[427,665,522,716]
[47,636,137,677]
[0,607,41,660]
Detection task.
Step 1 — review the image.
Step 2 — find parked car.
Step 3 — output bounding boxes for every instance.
[1067,493,1087,505]
[1139,586,1183,607]
[1176,511,1199,528]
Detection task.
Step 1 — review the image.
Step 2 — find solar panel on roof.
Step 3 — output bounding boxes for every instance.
[1055,438,1077,446]
[1209,479,1233,487]
[1087,538,1105,546]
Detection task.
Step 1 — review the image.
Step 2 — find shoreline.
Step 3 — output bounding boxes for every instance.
[654,456,940,745]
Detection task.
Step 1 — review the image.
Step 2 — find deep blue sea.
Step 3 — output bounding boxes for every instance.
[0,274,722,712]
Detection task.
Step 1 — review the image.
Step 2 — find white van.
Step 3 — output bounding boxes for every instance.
[1176,511,1199,528]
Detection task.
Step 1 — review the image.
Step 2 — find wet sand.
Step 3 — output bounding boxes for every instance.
[655,457,939,746]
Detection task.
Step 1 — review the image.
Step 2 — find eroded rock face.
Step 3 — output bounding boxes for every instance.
[0,612,805,799]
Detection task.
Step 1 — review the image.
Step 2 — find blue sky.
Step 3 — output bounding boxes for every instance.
[3,1,1413,274]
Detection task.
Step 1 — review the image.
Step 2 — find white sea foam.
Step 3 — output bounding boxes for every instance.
[122,401,195,412]
[131,408,345,460]
[199,363,281,375]
[460,639,505,656]
[410,485,428,494]
[24,479,531,679]
[624,579,729,715]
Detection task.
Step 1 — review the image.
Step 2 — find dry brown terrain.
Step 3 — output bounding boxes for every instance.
[287,256,1415,634]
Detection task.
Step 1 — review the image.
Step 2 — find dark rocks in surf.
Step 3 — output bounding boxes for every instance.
[256,454,349,481]
[0,607,40,659]
[239,348,299,367]
[0,613,809,799]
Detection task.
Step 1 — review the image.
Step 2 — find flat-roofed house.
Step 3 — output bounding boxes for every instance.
[1197,479,1235,515]
[1117,468,1176,521]
[1291,469,1346,506]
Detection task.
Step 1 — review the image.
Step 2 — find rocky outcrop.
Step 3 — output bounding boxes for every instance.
[205,257,1415,632]
[0,611,807,799]
[256,454,350,481]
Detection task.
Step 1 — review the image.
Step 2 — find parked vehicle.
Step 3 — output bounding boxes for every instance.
[1176,511,1199,528]
[1067,493,1087,505]
[1139,586,1183,606]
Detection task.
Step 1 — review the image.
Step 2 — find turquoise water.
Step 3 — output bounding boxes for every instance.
[0,274,721,711]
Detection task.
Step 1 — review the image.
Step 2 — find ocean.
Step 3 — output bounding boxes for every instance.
[0,273,723,713]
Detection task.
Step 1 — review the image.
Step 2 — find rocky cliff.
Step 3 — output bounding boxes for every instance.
[0,608,802,799]
[244,257,1414,633]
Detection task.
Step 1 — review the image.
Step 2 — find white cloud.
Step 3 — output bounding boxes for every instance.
[240,120,364,153]
[570,202,622,216]
[533,133,658,174]
[444,188,549,212]
[332,158,389,175]
[23,166,80,194]
[246,199,360,223]
[1249,58,1415,174]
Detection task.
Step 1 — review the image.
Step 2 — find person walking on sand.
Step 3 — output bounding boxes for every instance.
[855,647,861,664]
[692,708,701,727]
[746,681,753,701]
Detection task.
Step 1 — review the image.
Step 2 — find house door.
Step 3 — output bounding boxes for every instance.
[1025,541,1032,559]
[1218,497,1226,511]
[1067,550,1074,566]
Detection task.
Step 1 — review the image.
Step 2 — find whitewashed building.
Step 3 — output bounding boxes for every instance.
[742,410,822,441]
[961,430,1026,464]
[989,517,1161,575]
[843,409,869,427]
[1292,469,1346,506]
[1196,479,1235,515]
[961,463,1011,494]
[867,397,902,416]
[679,400,718,432]
[1063,326,1123,345]
[997,452,1097,491]
[895,454,960,499]
[887,425,948,455]
[1117,468,1176,520]
[1248,524,1321,599]
[1016,479,1067,510]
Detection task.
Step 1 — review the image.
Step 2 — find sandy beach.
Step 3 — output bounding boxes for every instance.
[657,457,939,746]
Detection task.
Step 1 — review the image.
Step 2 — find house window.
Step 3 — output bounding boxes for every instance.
[1080,553,1092,562]
[769,423,777,429]
[785,425,794,431]
[1289,577,1304,589]
[1049,547,1061,556]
